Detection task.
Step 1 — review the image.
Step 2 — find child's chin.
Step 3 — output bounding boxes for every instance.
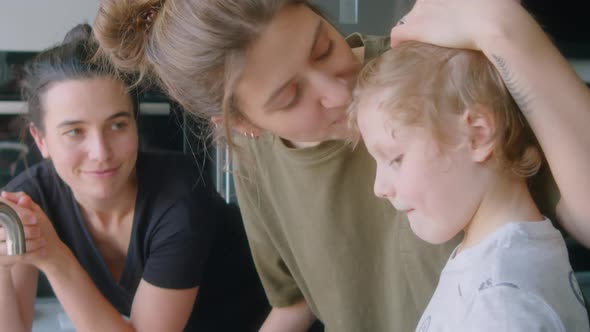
[412,225,455,245]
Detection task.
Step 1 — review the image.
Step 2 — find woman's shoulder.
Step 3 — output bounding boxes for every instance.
[134,151,223,238]
[136,150,219,204]
[2,160,68,213]
[3,160,57,193]
[137,150,202,187]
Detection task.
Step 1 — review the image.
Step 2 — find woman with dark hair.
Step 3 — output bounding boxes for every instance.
[0,24,262,332]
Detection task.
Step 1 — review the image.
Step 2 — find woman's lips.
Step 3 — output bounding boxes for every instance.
[83,167,119,179]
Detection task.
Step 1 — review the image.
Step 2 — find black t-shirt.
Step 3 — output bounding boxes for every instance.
[3,151,258,330]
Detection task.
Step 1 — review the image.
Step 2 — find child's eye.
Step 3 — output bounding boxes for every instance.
[389,154,404,167]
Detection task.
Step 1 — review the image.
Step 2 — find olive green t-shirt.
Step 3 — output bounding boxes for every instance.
[234,136,459,332]
[232,34,559,332]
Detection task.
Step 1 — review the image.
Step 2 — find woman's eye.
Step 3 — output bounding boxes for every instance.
[315,40,333,61]
[283,85,302,110]
[64,128,82,137]
[389,154,404,167]
[111,122,127,130]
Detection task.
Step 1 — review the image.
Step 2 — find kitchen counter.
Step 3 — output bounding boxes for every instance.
[33,297,74,332]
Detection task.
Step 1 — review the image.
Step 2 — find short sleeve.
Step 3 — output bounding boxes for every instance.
[2,166,49,212]
[233,154,304,308]
[460,285,566,332]
[142,195,215,289]
[3,180,39,203]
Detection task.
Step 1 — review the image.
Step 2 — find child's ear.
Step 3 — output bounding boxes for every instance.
[29,124,49,159]
[461,105,496,163]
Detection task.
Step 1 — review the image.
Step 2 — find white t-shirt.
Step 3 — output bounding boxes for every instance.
[416,219,590,332]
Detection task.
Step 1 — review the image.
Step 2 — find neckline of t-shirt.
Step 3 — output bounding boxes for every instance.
[68,178,140,290]
[271,135,352,165]
[445,218,555,270]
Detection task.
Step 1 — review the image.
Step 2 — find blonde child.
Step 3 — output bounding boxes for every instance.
[350,42,590,331]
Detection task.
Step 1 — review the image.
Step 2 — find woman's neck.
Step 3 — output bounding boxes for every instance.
[74,173,138,225]
[461,174,544,251]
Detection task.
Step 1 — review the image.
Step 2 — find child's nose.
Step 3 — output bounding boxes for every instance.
[374,166,395,199]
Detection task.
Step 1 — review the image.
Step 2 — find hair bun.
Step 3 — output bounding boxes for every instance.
[63,23,93,44]
[138,6,160,32]
[94,0,165,76]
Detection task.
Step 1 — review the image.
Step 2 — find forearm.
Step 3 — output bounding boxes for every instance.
[259,300,316,332]
[0,268,29,332]
[479,7,590,238]
[42,250,134,332]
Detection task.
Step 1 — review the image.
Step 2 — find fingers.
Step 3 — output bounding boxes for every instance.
[0,201,39,227]
[0,203,42,253]
[0,228,51,270]
[390,11,431,48]
[390,0,420,46]
[0,237,46,256]
[25,237,47,253]
[17,196,37,212]
[0,223,41,241]
[14,238,46,253]
[390,21,417,48]
[1,191,38,212]
[23,223,41,239]
[0,254,25,267]
[1,191,28,204]
[0,216,43,258]
[1,196,42,226]
[389,0,431,48]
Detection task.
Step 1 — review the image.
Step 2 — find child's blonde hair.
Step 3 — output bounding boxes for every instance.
[349,41,542,178]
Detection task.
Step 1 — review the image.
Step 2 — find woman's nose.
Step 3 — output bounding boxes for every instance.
[87,133,112,161]
[317,75,352,109]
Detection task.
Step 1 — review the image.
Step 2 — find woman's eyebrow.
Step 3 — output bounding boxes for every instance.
[56,111,131,128]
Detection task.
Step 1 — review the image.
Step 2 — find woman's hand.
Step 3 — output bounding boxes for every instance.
[0,191,69,272]
[390,0,524,50]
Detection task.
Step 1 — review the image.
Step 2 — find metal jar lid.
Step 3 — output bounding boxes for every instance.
[0,202,26,256]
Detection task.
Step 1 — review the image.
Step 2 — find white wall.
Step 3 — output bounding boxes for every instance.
[0,1,99,51]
